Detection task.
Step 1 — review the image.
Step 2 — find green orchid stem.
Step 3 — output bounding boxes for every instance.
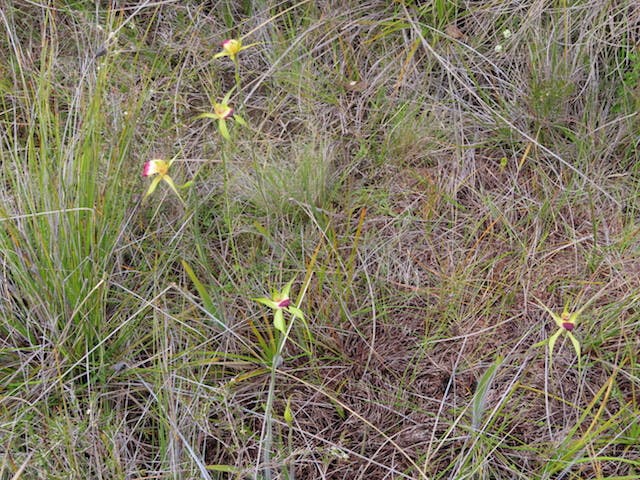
[220,150,239,266]
[233,60,242,92]
[261,314,293,480]
[262,354,278,480]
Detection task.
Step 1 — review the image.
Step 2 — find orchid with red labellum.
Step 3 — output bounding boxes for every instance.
[196,89,246,140]
[214,38,258,63]
[533,300,586,368]
[253,279,304,334]
[533,285,609,369]
[142,158,185,204]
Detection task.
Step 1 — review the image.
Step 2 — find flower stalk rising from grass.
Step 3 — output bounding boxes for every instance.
[213,38,258,89]
[142,158,188,205]
[254,279,305,480]
[196,89,246,140]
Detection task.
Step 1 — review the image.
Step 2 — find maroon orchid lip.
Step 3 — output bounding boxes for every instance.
[562,322,575,331]
[276,298,291,308]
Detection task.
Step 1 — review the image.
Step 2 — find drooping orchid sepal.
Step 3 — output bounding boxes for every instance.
[141,157,187,205]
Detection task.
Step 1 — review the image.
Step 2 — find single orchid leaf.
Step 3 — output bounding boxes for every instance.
[181,260,219,319]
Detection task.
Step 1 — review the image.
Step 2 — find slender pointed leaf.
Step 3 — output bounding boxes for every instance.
[181,260,220,320]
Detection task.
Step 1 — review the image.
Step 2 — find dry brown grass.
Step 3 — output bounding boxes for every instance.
[1,1,639,479]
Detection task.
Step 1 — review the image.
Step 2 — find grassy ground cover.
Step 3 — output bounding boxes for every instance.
[1,1,639,478]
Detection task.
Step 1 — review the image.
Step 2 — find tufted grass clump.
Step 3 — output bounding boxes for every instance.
[1,1,639,479]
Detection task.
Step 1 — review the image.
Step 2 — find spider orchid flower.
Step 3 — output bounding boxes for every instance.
[534,301,584,367]
[253,279,304,334]
[142,158,185,204]
[196,89,246,140]
[213,38,258,63]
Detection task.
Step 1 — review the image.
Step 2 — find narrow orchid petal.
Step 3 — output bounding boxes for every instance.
[567,332,581,365]
[240,42,260,51]
[281,279,294,299]
[222,88,235,104]
[218,119,230,140]
[162,175,185,204]
[535,298,564,328]
[273,309,286,333]
[254,297,280,309]
[547,329,562,367]
[287,306,305,320]
[196,112,221,120]
[532,338,549,349]
[233,113,247,126]
[144,175,163,198]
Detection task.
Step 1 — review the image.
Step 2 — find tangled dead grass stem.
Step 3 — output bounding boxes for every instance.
[1,1,639,479]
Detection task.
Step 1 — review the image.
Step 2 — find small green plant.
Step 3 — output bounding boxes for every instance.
[253,278,306,480]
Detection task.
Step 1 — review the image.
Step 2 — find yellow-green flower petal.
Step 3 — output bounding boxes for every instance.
[218,118,230,140]
[162,174,181,197]
[144,175,163,199]
[274,309,286,333]
[547,329,563,367]
[567,331,581,366]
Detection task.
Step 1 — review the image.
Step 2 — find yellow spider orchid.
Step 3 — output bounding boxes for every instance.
[196,89,246,140]
[213,38,258,63]
[253,279,304,334]
[142,158,185,204]
[533,284,610,369]
[533,300,587,368]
